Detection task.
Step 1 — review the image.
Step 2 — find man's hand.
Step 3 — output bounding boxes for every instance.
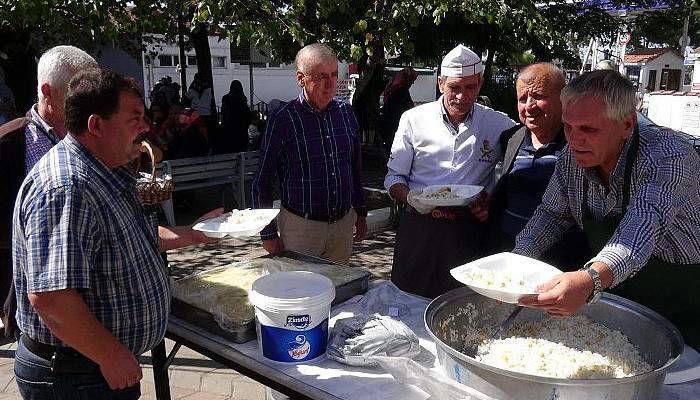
[263,238,284,255]
[159,208,225,251]
[468,191,490,222]
[190,207,225,244]
[518,271,594,317]
[98,343,143,390]
[27,289,143,390]
[354,216,367,242]
[389,183,410,204]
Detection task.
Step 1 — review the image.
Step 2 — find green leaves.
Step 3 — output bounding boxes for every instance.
[354,19,367,33]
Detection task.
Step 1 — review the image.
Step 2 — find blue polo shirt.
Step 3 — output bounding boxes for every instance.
[500,132,565,238]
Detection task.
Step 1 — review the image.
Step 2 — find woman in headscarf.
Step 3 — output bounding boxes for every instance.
[218,80,252,153]
[378,67,417,155]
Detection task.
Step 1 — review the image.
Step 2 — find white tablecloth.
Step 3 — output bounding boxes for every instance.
[230,282,700,399]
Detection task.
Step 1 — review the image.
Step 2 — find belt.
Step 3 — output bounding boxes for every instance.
[22,335,99,374]
[285,207,350,224]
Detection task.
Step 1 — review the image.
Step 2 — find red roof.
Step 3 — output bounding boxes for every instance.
[624,48,679,64]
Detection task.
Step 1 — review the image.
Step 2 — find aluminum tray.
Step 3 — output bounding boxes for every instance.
[170,251,370,343]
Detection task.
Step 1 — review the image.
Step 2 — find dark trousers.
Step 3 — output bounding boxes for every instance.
[392,209,486,299]
[14,338,140,400]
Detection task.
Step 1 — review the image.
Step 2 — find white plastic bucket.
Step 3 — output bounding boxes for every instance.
[249,271,335,363]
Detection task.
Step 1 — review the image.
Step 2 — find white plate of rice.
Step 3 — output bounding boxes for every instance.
[415,185,483,206]
[450,252,562,303]
[193,209,280,238]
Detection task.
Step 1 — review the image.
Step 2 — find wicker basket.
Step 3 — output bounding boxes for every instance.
[136,141,173,206]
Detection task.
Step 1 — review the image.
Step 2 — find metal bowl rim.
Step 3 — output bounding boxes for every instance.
[424,287,684,386]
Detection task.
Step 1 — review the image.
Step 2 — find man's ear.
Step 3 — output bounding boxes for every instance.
[86,114,103,137]
[40,83,52,102]
[296,71,305,88]
[622,112,636,139]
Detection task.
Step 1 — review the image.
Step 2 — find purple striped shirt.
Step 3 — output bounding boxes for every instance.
[252,93,366,240]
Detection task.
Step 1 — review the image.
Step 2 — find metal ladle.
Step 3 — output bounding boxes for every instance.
[462,306,524,357]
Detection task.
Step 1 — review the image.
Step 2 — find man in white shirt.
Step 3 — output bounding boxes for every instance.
[385,45,515,298]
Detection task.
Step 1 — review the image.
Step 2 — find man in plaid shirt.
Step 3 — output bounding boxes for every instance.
[252,43,367,264]
[515,70,700,349]
[13,69,221,399]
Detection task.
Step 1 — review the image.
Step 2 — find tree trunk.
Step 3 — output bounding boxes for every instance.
[483,48,495,86]
[189,23,217,124]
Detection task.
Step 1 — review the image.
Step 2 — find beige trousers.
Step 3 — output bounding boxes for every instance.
[277,208,357,265]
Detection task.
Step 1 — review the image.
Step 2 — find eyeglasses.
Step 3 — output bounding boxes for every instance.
[306,71,339,82]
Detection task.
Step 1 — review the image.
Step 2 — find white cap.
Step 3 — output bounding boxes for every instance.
[441,45,483,77]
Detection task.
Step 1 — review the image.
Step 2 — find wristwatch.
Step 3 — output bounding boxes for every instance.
[583,267,603,304]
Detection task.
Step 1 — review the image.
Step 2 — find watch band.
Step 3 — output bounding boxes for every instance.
[584,267,603,304]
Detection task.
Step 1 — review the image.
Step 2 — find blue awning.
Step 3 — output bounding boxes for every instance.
[582,0,672,13]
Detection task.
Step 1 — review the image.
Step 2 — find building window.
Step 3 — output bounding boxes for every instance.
[212,56,226,68]
[660,69,682,91]
[187,56,197,66]
[646,70,657,92]
[626,66,641,86]
[158,55,179,67]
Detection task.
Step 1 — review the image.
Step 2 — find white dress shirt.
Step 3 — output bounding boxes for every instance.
[384,98,515,193]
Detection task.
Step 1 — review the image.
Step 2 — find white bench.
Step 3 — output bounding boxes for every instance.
[157,151,259,226]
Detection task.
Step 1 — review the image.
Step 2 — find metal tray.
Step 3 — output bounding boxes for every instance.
[170,250,370,343]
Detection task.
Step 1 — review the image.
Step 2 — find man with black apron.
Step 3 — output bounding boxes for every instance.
[385,45,515,298]
[514,70,700,349]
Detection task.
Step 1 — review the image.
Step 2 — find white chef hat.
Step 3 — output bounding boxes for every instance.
[441,45,483,77]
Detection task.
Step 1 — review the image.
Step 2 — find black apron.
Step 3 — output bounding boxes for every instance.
[392,208,486,299]
[582,130,700,349]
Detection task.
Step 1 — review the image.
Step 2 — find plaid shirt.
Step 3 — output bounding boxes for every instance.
[24,105,60,174]
[514,123,700,286]
[13,134,169,355]
[252,93,366,240]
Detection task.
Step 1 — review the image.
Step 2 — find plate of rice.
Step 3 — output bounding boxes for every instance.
[450,252,562,303]
[193,209,280,238]
[415,185,483,206]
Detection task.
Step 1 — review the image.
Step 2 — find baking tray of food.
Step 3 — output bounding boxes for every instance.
[169,251,370,343]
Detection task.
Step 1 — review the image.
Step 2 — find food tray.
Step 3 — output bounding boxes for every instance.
[170,251,370,343]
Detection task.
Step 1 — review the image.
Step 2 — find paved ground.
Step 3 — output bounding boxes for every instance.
[0,227,396,400]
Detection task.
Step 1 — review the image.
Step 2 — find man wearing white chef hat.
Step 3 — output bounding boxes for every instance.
[384,44,515,298]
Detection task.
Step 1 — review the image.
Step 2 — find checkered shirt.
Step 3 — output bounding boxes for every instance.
[514,123,700,286]
[13,134,169,355]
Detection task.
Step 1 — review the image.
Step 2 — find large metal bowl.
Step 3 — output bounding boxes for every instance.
[425,288,683,400]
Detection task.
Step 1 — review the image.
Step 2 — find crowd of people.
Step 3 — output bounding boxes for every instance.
[140,73,266,162]
[0,39,699,400]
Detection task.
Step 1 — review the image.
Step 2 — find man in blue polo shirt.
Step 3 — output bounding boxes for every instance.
[489,63,589,268]
[13,69,221,399]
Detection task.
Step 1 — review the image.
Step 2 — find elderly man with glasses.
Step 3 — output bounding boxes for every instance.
[252,43,367,265]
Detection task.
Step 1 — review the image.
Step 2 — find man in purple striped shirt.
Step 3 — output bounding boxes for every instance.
[252,43,367,264]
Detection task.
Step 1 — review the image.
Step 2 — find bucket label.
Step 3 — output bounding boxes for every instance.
[260,319,328,362]
[285,314,311,329]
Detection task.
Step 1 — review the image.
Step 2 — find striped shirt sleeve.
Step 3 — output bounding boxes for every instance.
[593,141,698,286]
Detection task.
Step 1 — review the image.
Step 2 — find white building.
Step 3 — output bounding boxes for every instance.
[623,48,684,94]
